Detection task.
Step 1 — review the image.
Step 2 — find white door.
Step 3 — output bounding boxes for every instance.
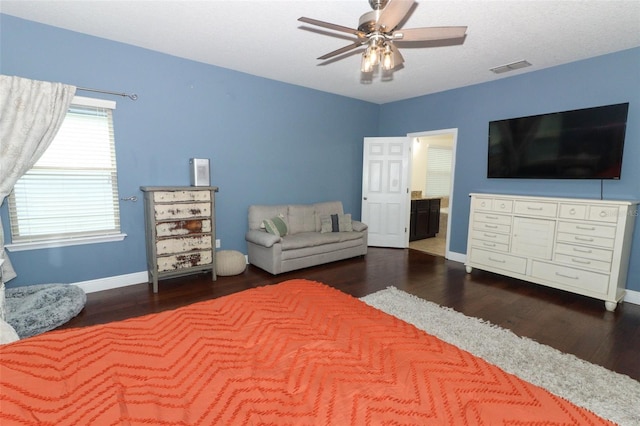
[361,137,410,248]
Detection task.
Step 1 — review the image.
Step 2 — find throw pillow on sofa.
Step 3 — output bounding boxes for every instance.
[320,213,353,233]
[262,216,288,237]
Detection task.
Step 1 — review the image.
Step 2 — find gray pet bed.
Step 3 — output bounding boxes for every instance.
[5,284,86,339]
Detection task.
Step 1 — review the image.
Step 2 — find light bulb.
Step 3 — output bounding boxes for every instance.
[361,52,373,73]
[382,45,394,71]
[368,44,380,66]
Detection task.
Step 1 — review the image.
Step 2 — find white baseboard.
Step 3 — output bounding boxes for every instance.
[446,250,466,264]
[624,289,640,305]
[75,271,148,294]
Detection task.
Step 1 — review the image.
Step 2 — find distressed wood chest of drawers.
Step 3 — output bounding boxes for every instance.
[141,186,218,293]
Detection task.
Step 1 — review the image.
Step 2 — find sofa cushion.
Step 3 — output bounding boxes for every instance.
[263,216,288,237]
[248,205,288,231]
[245,230,281,248]
[280,231,363,251]
[287,205,316,234]
[320,213,353,233]
[281,236,365,261]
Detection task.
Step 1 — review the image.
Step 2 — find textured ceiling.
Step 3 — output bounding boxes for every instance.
[1,0,639,104]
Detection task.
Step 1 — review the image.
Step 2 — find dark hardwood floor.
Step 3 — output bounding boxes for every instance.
[61,247,640,381]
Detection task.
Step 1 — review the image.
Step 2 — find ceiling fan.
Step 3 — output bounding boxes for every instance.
[298,0,467,74]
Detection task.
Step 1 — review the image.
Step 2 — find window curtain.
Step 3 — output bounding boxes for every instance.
[0,75,76,282]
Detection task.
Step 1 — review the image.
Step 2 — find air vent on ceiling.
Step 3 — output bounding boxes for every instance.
[490,60,532,74]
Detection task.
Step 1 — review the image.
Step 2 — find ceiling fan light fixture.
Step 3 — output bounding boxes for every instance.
[368,43,381,66]
[382,44,394,70]
[361,51,374,73]
[299,0,468,80]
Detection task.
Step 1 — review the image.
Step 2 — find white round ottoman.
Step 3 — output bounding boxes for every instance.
[216,250,246,276]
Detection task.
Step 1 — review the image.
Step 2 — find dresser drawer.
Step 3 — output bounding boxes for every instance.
[474,212,512,226]
[472,196,494,212]
[153,190,211,203]
[156,219,211,237]
[531,261,609,295]
[471,229,510,245]
[557,221,615,239]
[556,232,614,249]
[156,235,213,255]
[588,205,619,223]
[514,200,558,217]
[471,239,509,252]
[155,202,211,220]
[469,248,527,274]
[559,203,587,220]
[157,250,213,272]
[554,253,611,272]
[554,242,612,263]
[473,221,511,234]
[492,198,514,213]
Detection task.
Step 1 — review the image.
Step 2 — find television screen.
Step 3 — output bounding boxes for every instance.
[487,103,629,179]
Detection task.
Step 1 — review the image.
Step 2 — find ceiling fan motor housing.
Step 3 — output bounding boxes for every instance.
[359,10,385,33]
[368,0,389,10]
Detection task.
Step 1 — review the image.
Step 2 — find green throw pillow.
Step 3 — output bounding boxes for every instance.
[262,216,288,237]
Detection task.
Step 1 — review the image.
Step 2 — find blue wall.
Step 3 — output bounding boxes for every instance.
[379,47,640,292]
[2,14,639,293]
[0,15,379,287]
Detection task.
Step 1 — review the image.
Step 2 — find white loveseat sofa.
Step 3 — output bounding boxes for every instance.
[245,201,368,274]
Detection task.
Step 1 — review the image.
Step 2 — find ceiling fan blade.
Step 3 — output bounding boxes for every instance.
[392,26,467,42]
[318,41,365,60]
[377,0,414,31]
[298,17,366,38]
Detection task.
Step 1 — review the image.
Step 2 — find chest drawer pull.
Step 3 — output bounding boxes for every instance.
[571,258,592,265]
[573,247,593,254]
[576,225,596,231]
[483,233,497,238]
[483,242,496,247]
[555,271,579,280]
[574,236,595,242]
[485,224,498,229]
[527,206,543,211]
[488,256,506,263]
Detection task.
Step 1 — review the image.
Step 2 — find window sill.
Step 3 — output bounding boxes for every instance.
[5,233,127,252]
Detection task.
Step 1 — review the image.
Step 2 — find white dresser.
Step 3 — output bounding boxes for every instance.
[465,193,638,311]
[141,186,218,293]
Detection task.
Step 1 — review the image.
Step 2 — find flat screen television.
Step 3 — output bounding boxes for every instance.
[487,103,629,179]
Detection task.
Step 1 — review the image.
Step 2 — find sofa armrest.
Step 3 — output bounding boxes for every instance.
[245,229,280,248]
[352,220,368,232]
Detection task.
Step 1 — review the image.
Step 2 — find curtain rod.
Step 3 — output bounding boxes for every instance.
[76,86,138,100]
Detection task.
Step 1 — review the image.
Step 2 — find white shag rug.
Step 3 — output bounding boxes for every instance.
[360,286,640,426]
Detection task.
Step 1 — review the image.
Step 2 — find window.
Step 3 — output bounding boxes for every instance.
[7,96,124,250]
[425,146,452,198]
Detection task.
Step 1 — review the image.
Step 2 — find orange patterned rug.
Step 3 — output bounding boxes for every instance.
[0,279,612,425]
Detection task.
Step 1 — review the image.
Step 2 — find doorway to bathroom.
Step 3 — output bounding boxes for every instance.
[407,129,456,258]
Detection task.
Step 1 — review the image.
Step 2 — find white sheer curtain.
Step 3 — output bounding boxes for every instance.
[0,75,76,282]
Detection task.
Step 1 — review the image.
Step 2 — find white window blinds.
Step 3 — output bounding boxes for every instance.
[425,146,452,197]
[8,96,121,244]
